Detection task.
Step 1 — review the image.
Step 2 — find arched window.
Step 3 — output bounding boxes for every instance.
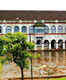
[58,39,63,49]
[6,26,12,33]
[14,26,19,32]
[36,40,41,45]
[0,26,2,33]
[51,25,56,33]
[51,40,56,49]
[44,40,49,49]
[29,26,34,33]
[22,26,27,33]
[58,25,63,33]
[44,25,49,33]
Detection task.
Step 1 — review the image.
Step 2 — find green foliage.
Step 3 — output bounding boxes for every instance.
[0,32,35,69]
[27,42,35,50]
[0,56,8,64]
[33,53,40,59]
[34,22,44,27]
[0,38,5,56]
[48,78,66,80]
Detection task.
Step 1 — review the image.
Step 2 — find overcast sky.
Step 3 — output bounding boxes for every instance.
[0,0,66,11]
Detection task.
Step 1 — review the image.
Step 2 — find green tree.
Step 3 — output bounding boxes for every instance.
[0,32,35,80]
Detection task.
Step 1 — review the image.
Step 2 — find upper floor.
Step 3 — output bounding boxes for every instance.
[0,23,66,34]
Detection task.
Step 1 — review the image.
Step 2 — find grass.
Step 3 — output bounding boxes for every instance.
[48,77,66,80]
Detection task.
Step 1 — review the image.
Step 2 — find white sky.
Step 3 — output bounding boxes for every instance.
[0,0,66,10]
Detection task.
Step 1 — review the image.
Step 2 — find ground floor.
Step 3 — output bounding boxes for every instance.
[28,35,66,50]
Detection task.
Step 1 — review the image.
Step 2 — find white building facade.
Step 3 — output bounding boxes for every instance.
[0,21,66,50]
[0,11,66,51]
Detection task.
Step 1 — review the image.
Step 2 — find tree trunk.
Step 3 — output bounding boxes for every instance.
[31,58,33,80]
[20,66,24,80]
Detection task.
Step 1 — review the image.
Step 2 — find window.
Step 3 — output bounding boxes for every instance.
[36,37,42,45]
[44,40,49,49]
[22,26,27,33]
[34,27,44,33]
[14,26,19,32]
[51,40,56,49]
[58,25,63,33]
[36,40,41,45]
[29,26,34,33]
[6,26,12,33]
[58,39,63,49]
[51,25,56,33]
[0,26,2,33]
[44,25,49,33]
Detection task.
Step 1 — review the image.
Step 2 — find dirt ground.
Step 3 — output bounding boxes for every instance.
[0,79,46,80]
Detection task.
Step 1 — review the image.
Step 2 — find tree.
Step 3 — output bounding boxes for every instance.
[0,32,35,80]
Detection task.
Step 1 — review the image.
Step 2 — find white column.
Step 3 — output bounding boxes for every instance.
[56,42,58,49]
[49,41,51,50]
[42,43,44,50]
[19,26,21,32]
[2,24,6,34]
[12,27,14,33]
[27,26,29,34]
[63,42,65,49]
[42,40,44,50]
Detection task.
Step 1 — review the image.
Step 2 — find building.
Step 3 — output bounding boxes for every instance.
[0,11,66,51]
[1,11,66,77]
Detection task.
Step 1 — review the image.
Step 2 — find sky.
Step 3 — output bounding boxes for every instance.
[0,0,66,10]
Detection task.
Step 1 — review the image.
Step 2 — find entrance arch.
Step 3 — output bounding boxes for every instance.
[36,39,41,45]
[44,40,49,49]
[36,37,42,50]
[58,39,63,49]
[51,40,56,49]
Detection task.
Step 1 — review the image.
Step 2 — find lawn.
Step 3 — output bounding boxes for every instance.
[48,77,66,80]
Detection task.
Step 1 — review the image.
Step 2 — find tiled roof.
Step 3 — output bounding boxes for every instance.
[0,10,66,20]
